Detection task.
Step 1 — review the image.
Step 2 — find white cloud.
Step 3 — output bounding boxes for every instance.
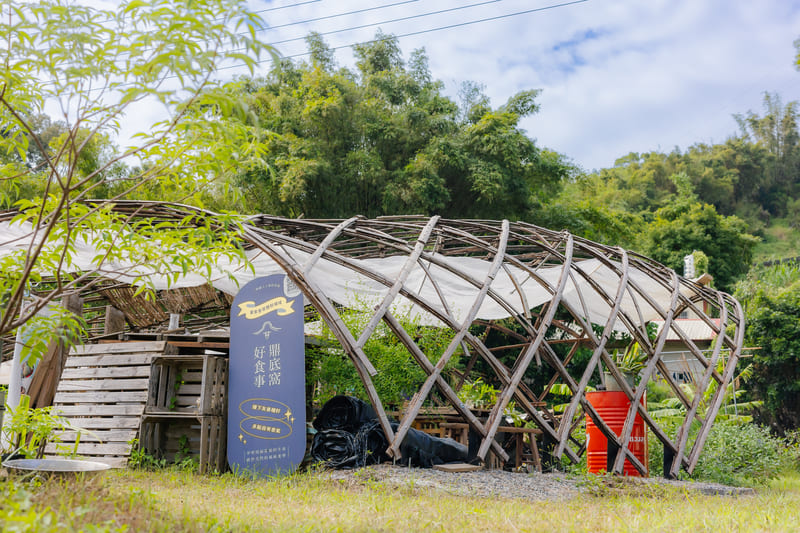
[76,0,800,172]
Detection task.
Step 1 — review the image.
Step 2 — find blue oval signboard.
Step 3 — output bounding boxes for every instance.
[227,274,306,476]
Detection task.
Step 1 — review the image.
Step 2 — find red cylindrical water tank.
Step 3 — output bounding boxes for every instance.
[585,391,648,476]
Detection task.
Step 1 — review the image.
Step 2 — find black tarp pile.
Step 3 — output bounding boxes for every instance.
[311,395,468,469]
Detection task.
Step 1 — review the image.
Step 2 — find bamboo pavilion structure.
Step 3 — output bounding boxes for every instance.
[0,202,745,477]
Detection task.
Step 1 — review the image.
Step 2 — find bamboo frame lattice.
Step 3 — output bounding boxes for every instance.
[3,202,745,476]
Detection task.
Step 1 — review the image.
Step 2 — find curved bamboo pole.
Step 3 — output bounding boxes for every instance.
[0,201,746,476]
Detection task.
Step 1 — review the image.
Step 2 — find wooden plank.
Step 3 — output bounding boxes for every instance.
[54,391,148,404]
[58,378,150,391]
[197,418,208,471]
[55,429,138,443]
[124,333,163,341]
[155,363,170,410]
[41,451,130,468]
[175,399,202,411]
[60,417,142,430]
[166,341,230,351]
[177,384,202,395]
[71,341,165,355]
[210,358,227,416]
[61,366,151,379]
[44,442,133,456]
[65,353,153,368]
[432,463,482,473]
[53,404,146,417]
[147,364,160,409]
[142,411,202,420]
[28,293,84,408]
[210,416,226,472]
[495,426,543,435]
[198,333,230,343]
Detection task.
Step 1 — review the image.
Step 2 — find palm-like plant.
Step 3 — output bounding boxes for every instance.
[648,362,762,426]
[612,341,648,376]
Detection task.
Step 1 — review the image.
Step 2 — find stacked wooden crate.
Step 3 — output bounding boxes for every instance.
[140,344,228,473]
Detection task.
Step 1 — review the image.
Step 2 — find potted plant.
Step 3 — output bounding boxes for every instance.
[605,341,647,391]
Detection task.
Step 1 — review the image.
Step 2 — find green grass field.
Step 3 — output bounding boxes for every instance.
[3,469,800,532]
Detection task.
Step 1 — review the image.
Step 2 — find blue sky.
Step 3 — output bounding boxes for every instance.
[238,0,800,172]
[82,0,800,173]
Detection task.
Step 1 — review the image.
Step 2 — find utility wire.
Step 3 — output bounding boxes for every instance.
[252,0,420,34]
[28,0,424,75]
[222,0,589,72]
[250,0,323,16]
[37,0,590,93]
[244,0,508,49]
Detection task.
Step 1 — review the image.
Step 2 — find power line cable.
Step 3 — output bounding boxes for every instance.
[253,0,420,34]
[250,0,323,16]
[225,0,589,71]
[36,0,590,94]
[244,0,508,49]
[26,0,442,77]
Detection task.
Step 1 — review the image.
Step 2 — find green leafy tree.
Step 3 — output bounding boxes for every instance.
[796,36,800,70]
[0,0,273,359]
[735,262,800,432]
[573,135,781,231]
[0,113,72,207]
[528,199,643,247]
[734,92,800,216]
[683,139,770,220]
[229,33,570,220]
[638,201,758,292]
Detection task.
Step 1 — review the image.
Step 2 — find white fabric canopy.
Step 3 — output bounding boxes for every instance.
[0,220,687,330]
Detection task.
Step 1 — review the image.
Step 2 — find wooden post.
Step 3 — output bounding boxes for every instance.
[606,436,620,474]
[28,293,84,408]
[663,443,677,479]
[104,305,126,335]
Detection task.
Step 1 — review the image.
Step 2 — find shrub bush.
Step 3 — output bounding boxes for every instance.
[692,421,789,486]
[649,420,792,486]
[307,308,455,408]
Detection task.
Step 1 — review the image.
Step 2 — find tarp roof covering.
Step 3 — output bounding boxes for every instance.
[0,219,702,331]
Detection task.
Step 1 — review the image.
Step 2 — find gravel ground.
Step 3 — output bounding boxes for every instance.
[322,464,756,501]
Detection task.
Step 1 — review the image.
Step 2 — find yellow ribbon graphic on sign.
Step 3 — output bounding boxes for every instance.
[237,297,296,319]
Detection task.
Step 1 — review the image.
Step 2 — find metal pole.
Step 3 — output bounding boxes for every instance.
[1,324,25,450]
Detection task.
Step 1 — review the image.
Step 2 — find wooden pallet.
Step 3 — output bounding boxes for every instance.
[46,341,166,467]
